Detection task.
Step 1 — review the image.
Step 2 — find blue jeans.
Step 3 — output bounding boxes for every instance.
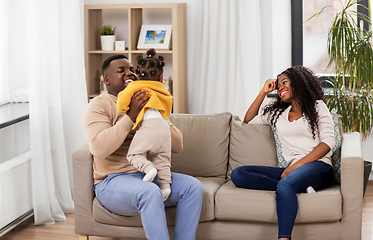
[94,172,204,240]
[231,161,334,239]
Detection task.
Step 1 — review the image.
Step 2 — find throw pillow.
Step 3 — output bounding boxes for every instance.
[330,109,342,184]
[271,108,342,184]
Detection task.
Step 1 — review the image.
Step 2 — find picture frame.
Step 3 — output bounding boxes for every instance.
[137,25,172,50]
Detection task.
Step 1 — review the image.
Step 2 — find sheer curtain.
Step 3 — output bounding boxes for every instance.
[2,0,87,225]
[0,1,9,104]
[187,0,292,117]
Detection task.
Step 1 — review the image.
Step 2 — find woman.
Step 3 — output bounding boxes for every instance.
[231,66,335,240]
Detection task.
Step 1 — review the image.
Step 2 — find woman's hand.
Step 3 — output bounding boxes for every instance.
[281,143,331,179]
[261,79,277,94]
[243,78,277,123]
[126,90,150,122]
[281,163,301,179]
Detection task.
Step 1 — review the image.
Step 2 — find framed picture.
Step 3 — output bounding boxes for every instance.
[137,25,172,50]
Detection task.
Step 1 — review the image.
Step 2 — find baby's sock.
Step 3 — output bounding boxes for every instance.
[306,186,316,194]
[143,168,157,182]
[161,188,171,201]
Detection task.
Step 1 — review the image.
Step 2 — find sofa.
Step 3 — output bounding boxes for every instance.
[73,112,364,240]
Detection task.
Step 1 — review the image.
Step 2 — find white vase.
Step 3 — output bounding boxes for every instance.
[100,35,116,51]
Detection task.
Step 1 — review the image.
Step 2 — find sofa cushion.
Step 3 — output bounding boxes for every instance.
[169,112,232,178]
[215,181,342,223]
[92,177,226,226]
[196,177,227,222]
[228,116,278,179]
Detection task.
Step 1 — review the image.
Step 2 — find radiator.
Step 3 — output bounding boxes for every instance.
[0,151,33,234]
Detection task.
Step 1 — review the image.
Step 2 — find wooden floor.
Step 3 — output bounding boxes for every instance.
[2,181,373,240]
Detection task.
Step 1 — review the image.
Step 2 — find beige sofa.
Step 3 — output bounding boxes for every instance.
[73,112,363,240]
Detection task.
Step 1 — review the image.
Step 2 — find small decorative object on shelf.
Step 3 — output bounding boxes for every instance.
[100,24,116,51]
[163,76,173,96]
[100,75,107,93]
[115,40,125,51]
[137,25,172,50]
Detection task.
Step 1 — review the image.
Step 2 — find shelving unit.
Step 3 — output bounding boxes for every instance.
[84,3,188,113]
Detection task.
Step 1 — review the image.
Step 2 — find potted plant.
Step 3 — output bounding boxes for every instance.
[309,0,373,195]
[100,24,116,51]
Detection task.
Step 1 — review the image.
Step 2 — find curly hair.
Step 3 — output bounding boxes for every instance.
[135,48,165,81]
[262,65,326,139]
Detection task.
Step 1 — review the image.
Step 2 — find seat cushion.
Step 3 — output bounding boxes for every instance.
[196,177,227,222]
[215,181,342,223]
[169,112,232,178]
[92,177,226,226]
[228,116,278,179]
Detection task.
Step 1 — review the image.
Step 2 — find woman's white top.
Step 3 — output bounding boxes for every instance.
[251,100,335,167]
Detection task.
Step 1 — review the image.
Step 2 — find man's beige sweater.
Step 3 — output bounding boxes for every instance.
[82,93,183,184]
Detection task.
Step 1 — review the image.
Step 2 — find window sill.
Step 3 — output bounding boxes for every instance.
[0,102,29,129]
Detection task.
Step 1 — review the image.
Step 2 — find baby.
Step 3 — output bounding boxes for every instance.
[117,49,173,201]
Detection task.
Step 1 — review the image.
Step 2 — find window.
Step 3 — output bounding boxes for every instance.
[291,0,370,74]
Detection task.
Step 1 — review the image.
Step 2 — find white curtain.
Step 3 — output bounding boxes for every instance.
[187,0,292,117]
[0,0,9,104]
[2,0,87,225]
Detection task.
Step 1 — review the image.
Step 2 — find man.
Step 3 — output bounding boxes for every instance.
[82,54,203,240]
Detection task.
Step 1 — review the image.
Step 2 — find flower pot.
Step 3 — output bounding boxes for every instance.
[364,160,372,197]
[100,35,116,51]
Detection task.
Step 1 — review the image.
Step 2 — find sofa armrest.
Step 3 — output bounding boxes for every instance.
[340,132,363,240]
[72,144,95,235]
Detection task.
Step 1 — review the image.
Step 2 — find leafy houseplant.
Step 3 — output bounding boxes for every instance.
[100,24,116,36]
[100,24,117,51]
[309,0,373,196]
[310,0,373,139]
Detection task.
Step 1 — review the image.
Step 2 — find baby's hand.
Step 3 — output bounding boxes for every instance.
[161,188,171,201]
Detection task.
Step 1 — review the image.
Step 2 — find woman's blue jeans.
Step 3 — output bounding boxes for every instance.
[231,161,334,239]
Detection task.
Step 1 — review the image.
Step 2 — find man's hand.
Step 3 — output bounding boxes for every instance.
[126,90,150,122]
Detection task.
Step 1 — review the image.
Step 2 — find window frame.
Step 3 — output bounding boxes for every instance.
[291,0,370,67]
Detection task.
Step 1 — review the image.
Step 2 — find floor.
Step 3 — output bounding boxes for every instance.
[2,181,373,240]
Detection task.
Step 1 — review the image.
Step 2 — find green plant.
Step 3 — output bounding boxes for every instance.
[308,0,373,139]
[100,24,116,35]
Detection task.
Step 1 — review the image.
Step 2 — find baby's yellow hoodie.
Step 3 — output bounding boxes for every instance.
[117,81,172,129]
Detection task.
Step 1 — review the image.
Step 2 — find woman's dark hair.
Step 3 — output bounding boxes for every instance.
[136,48,165,81]
[263,65,326,139]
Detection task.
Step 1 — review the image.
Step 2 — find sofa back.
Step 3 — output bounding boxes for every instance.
[227,115,278,179]
[169,112,231,178]
[170,112,278,179]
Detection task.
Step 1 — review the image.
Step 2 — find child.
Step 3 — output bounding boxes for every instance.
[116,49,173,201]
